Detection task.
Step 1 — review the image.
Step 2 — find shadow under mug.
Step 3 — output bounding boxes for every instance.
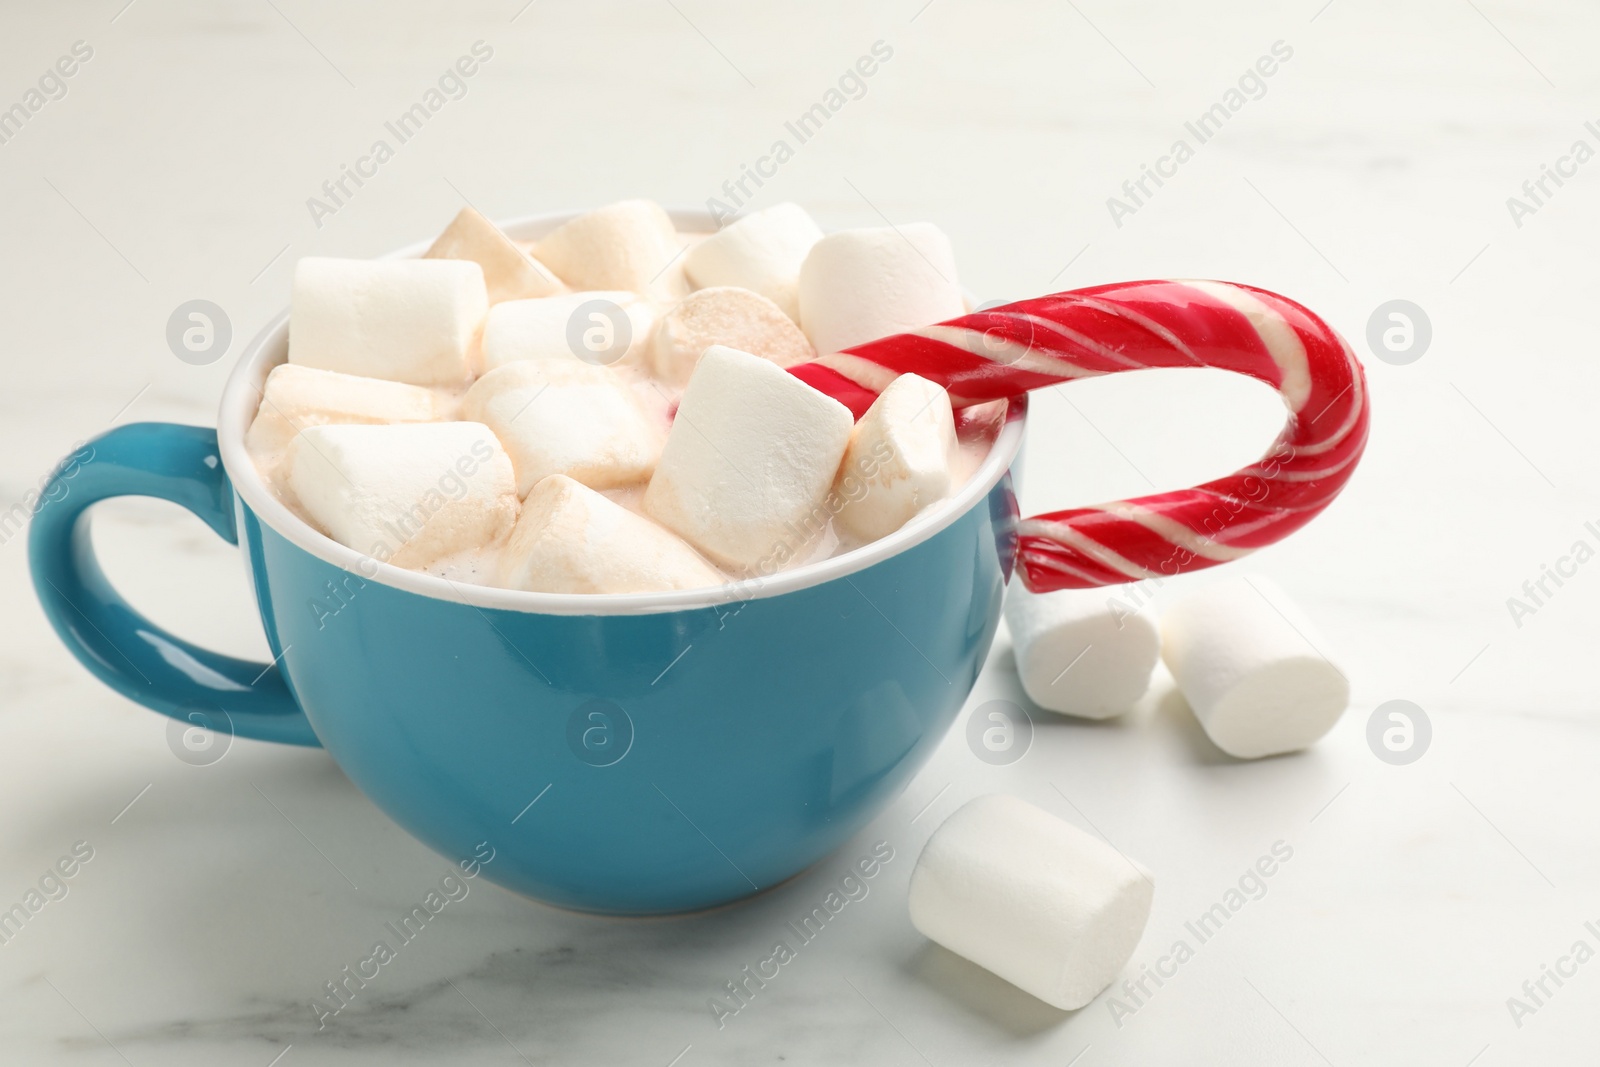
[28,209,1027,915]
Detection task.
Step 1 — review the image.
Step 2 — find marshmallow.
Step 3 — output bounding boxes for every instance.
[245,364,438,456]
[833,373,956,542]
[656,241,695,304]
[534,200,681,299]
[499,474,725,594]
[1004,585,1161,720]
[1161,576,1349,759]
[481,292,655,371]
[682,202,823,321]
[648,286,815,387]
[289,257,488,386]
[643,345,853,572]
[424,207,564,304]
[908,794,1154,1011]
[287,422,517,569]
[798,223,965,354]
[462,361,664,495]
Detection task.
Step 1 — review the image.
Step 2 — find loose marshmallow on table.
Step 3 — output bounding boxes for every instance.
[534,200,682,299]
[1161,575,1349,759]
[287,422,518,569]
[481,292,656,371]
[682,202,823,321]
[648,286,815,386]
[833,373,957,542]
[462,361,664,496]
[424,207,564,304]
[289,257,488,386]
[245,364,438,456]
[909,795,1154,1011]
[797,223,965,354]
[499,475,724,595]
[1004,585,1161,719]
[643,345,854,572]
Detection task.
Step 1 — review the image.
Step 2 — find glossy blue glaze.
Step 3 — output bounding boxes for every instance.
[28,423,316,746]
[33,422,1017,914]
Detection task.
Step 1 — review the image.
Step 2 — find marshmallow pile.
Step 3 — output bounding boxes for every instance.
[1004,575,1349,759]
[247,200,982,595]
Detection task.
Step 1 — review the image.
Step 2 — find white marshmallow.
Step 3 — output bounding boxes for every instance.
[245,364,438,456]
[462,361,664,495]
[287,422,518,569]
[480,292,655,371]
[534,200,681,299]
[834,373,956,542]
[643,345,853,572]
[797,223,965,354]
[656,240,695,304]
[648,286,815,387]
[909,795,1154,1011]
[499,475,725,594]
[1004,585,1160,719]
[424,207,564,304]
[1161,575,1349,759]
[682,202,823,321]
[288,257,488,386]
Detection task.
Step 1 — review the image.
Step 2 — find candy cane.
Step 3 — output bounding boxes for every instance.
[787,280,1369,593]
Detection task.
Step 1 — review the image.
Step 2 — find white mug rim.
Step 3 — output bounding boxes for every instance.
[215,207,1026,617]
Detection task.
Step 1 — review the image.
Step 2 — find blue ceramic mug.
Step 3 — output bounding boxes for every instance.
[29,209,1025,915]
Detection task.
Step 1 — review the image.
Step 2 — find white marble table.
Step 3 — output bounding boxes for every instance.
[3,0,1598,1062]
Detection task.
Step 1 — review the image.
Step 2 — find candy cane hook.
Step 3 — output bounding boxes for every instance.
[788,280,1369,592]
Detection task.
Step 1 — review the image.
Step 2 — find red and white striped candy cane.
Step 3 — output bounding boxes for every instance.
[787,279,1369,593]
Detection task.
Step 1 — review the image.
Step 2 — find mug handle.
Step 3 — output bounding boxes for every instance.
[28,422,320,746]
